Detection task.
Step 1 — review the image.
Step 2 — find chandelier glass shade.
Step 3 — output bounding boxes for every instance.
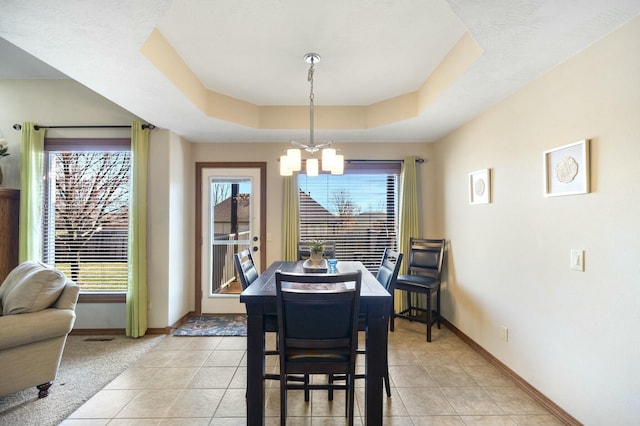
[279,53,344,177]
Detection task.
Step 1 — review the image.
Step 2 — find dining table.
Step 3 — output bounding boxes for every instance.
[240,260,391,425]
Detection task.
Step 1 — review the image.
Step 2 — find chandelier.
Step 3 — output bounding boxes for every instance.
[279,53,344,177]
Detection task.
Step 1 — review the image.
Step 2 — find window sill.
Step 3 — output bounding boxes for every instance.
[78,293,126,303]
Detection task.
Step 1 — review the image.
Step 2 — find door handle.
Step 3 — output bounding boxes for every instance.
[252,246,259,252]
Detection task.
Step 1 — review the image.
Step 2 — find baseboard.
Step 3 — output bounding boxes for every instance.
[168,311,195,332]
[70,311,197,336]
[70,328,126,336]
[70,326,176,336]
[441,318,582,426]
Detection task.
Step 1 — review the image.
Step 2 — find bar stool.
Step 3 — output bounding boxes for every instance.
[391,238,445,342]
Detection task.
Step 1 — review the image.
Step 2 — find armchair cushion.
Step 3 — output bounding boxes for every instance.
[0,261,45,313]
[1,262,67,316]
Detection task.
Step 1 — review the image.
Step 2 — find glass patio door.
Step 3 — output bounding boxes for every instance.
[200,167,262,314]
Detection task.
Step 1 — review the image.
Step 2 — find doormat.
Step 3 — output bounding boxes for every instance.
[173,314,247,336]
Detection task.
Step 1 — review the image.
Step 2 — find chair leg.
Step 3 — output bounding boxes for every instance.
[348,375,355,426]
[389,293,395,332]
[37,382,52,398]
[384,366,391,397]
[304,374,310,401]
[328,374,334,401]
[383,330,391,397]
[280,377,287,426]
[436,286,442,329]
[344,376,349,419]
[405,291,412,321]
[426,289,432,342]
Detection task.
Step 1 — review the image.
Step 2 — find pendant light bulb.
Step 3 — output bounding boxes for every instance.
[331,155,344,175]
[307,158,319,177]
[287,148,302,171]
[280,155,292,176]
[321,148,336,171]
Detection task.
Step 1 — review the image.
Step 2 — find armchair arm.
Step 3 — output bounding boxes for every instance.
[54,280,80,310]
[0,308,76,351]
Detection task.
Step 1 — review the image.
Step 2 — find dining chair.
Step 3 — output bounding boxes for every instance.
[275,270,362,425]
[233,248,259,290]
[297,241,336,260]
[372,248,403,396]
[234,250,280,382]
[329,248,402,398]
[391,238,445,342]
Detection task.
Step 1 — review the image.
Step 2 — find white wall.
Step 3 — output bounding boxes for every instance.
[0,80,136,189]
[146,129,172,329]
[167,132,193,326]
[433,17,640,424]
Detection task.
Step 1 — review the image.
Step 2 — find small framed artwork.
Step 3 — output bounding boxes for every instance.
[469,168,491,204]
[544,139,590,197]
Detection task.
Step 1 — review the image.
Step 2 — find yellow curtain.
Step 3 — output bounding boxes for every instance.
[397,156,420,312]
[19,122,45,262]
[126,121,149,337]
[282,174,299,261]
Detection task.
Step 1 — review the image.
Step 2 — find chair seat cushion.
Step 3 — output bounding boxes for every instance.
[287,347,350,362]
[396,274,440,289]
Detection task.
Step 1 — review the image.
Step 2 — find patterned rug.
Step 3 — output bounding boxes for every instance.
[173,314,247,336]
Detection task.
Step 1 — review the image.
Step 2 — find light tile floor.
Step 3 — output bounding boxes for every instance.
[61,320,563,425]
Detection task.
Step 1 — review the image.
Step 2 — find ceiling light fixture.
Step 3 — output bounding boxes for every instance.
[280,53,344,177]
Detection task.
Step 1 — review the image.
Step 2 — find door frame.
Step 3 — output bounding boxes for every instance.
[195,162,267,315]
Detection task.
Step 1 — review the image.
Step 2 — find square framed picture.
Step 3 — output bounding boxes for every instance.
[544,139,590,197]
[469,168,491,204]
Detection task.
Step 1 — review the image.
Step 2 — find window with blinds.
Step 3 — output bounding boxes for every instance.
[298,162,401,272]
[42,139,131,292]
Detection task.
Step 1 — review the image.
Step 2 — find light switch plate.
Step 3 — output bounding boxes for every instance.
[571,249,584,271]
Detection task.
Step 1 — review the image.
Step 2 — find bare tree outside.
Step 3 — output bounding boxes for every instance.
[51,152,130,285]
[330,189,362,218]
[212,183,231,205]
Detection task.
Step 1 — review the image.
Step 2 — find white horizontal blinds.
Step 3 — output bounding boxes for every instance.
[43,138,131,292]
[298,162,401,272]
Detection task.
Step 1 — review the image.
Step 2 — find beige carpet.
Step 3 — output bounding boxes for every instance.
[0,333,165,426]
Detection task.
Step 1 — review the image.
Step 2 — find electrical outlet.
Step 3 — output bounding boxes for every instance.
[501,326,509,342]
[571,249,584,271]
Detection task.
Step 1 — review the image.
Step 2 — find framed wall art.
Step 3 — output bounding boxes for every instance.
[544,139,590,196]
[469,168,491,204]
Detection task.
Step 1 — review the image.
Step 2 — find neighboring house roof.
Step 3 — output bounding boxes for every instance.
[299,190,335,224]
[299,191,393,229]
[213,195,250,223]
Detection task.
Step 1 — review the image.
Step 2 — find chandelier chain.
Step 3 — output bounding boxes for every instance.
[308,56,316,146]
[308,59,315,102]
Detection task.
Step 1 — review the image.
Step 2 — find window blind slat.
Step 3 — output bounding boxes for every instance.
[298,165,400,271]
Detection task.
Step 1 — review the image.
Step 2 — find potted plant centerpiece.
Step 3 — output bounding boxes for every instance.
[307,239,325,264]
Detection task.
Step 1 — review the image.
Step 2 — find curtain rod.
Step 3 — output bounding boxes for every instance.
[347,158,425,164]
[12,123,155,131]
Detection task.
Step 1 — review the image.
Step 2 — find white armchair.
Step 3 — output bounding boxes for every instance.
[0,261,79,398]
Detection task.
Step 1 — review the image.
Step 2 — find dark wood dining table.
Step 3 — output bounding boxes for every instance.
[240,260,391,425]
